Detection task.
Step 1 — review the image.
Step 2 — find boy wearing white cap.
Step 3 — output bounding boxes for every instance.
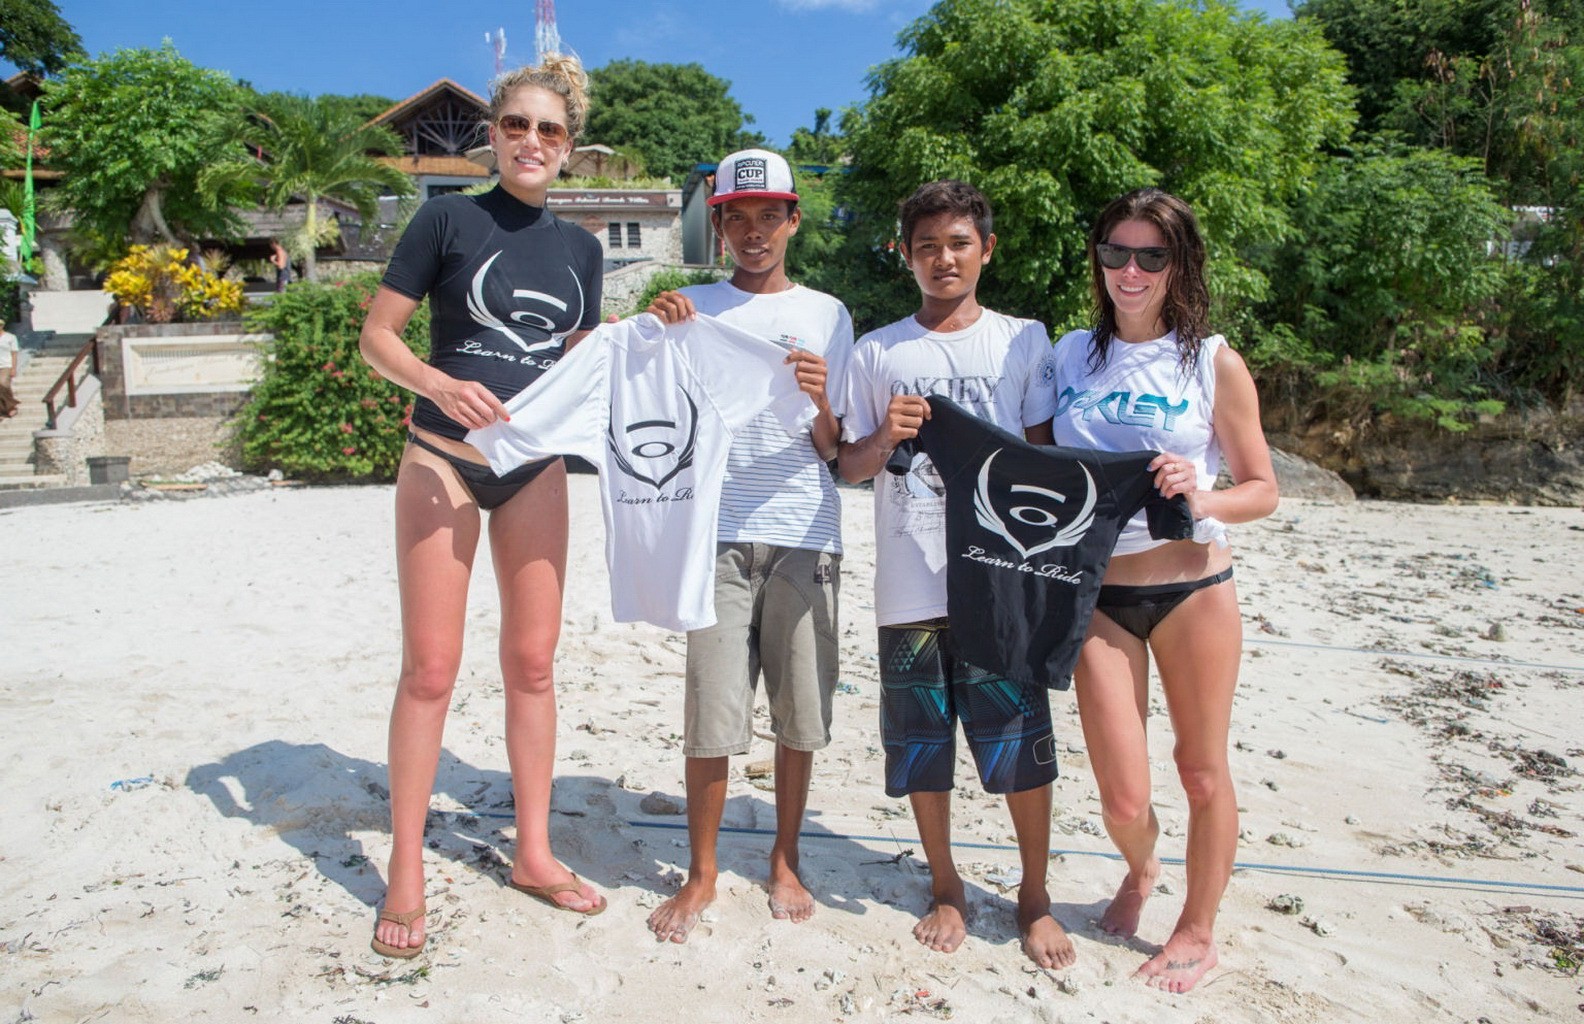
[644,149,853,943]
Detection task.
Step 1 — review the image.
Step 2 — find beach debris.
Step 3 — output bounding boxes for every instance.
[1484,622,1508,642]
[1267,894,1304,915]
[1300,915,1334,937]
[744,760,774,779]
[983,868,1022,890]
[1266,748,1287,759]
[109,775,155,791]
[836,681,860,695]
[639,792,684,815]
[183,966,224,989]
[1345,814,1360,825]
[1493,907,1584,976]
[1266,831,1307,848]
[815,969,846,991]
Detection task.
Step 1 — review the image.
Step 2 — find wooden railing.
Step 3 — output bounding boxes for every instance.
[42,337,100,430]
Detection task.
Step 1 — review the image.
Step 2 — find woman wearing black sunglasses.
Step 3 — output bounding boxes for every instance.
[359,54,607,959]
[1050,188,1278,992]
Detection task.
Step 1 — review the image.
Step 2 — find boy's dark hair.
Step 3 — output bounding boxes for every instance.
[898,180,993,252]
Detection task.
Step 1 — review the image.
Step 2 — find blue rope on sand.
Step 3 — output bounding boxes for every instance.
[454,808,1584,898]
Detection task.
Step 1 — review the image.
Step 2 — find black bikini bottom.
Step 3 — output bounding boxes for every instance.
[1094,567,1234,641]
[407,433,558,511]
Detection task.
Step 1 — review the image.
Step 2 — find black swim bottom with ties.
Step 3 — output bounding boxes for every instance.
[1094,567,1234,641]
[406,433,558,511]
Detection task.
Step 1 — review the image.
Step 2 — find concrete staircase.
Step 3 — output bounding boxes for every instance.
[0,341,83,490]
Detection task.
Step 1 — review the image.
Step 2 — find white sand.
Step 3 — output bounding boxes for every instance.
[3,478,1581,1023]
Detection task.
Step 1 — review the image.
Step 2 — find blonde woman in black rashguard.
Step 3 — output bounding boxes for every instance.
[359,55,606,959]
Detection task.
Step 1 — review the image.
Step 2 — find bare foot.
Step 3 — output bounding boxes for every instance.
[510,865,602,913]
[767,859,814,923]
[914,884,969,953]
[1018,889,1076,969]
[1099,858,1160,937]
[647,875,716,944]
[1135,929,1219,993]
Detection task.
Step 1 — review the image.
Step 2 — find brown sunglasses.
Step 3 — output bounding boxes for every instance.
[496,114,569,145]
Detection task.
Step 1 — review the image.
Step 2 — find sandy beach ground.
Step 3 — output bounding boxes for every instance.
[3,477,1582,1023]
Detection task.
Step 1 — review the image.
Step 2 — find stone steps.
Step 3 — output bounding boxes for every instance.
[0,352,87,486]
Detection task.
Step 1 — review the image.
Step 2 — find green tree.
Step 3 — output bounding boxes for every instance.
[585,60,761,183]
[0,0,83,77]
[201,93,413,281]
[1247,141,1511,429]
[252,89,397,125]
[832,0,1354,335]
[40,43,253,251]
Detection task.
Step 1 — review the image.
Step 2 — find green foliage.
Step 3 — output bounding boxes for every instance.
[0,0,83,78]
[40,42,253,250]
[555,174,675,190]
[830,0,1354,335]
[235,275,427,481]
[629,267,721,317]
[586,60,761,183]
[1249,142,1511,428]
[0,276,21,326]
[200,93,414,281]
[252,89,396,124]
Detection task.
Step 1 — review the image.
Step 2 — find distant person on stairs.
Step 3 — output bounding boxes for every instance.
[0,319,19,418]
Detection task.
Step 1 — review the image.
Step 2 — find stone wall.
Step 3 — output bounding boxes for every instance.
[34,375,106,486]
[96,322,266,420]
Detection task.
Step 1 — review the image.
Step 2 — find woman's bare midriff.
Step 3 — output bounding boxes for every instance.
[1102,536,1233,587]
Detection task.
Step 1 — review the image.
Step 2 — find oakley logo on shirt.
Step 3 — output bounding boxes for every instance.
[972,449,1097,560]
[608,388,701,493]
[1055,387,1190,432]
[889,375,1003,406]
[468,251,586,354]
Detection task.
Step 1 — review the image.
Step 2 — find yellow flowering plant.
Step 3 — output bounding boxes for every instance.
[104,244,245,322]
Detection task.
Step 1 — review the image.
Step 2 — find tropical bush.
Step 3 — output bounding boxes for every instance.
[629,266,721,316]
[234,274,427,480]
[103,244,244,322]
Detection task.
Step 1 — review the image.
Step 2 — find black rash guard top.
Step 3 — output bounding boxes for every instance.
[887,396,1192,689]
[382,185,604,440]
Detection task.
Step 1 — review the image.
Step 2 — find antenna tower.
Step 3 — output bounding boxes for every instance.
[486,27,507,76]
[536,0,563,60]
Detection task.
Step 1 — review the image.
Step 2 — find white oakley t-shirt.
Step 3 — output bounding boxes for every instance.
[841,309,1059,627]
[468,313,814,631]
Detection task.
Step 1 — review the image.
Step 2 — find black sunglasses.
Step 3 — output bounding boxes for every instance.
[496,114,569,145]
[1096,243,1170,273]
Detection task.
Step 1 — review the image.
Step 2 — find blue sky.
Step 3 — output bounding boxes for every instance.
[11,1,1294,147]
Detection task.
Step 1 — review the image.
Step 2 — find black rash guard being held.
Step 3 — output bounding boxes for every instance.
[886,396,1192,689]
[382,185,604,441]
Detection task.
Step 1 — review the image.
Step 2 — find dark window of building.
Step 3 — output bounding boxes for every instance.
[607,223,622,248]
[626,222,642,248]
[427,184,466,199]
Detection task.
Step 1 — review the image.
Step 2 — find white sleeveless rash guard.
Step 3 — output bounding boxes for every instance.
[1050,329,1228,555]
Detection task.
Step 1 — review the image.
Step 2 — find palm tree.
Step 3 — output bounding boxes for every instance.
[203,94,413,281]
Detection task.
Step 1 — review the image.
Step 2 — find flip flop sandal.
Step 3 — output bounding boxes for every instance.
[370,903,426,958]
[508,875,607,916]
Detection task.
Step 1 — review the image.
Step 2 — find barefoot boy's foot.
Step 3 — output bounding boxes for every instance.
[1135,932,1219,993]
[767,864,814,923]
[647,877,716,943]
[1099,858,1160,937]
[1018,894,1076,969]
[914,891,969,953]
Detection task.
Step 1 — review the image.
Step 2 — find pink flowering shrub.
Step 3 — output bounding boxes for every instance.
[234,274,429,480]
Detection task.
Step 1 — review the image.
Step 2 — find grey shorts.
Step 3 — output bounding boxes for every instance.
[683,542,840,757]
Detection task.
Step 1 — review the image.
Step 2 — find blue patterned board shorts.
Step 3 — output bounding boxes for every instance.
[878,618,1058,797]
